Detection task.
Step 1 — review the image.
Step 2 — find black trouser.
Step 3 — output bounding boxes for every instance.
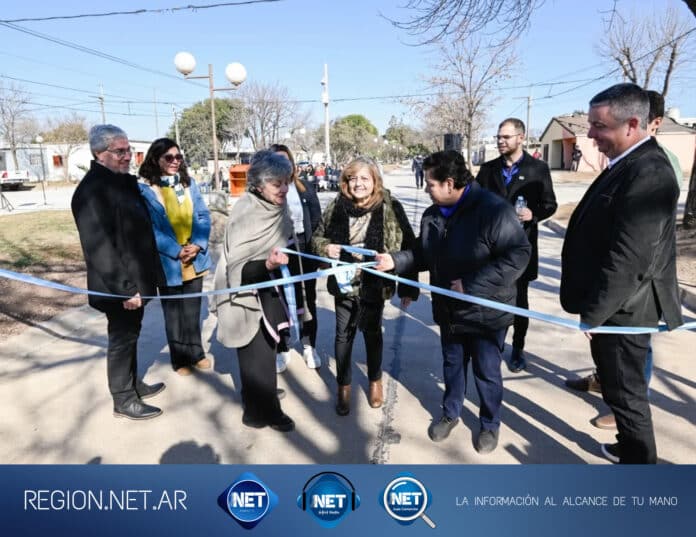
[512,278,529,350]
[302,277,318,348]
[105,307,144,406]
[236,322,283,424]
[334,296,384,386]
[159,276,205,370]
[590,332,655,464]
[415,170,424,188]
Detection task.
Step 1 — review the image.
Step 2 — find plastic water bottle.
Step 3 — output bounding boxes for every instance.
[515,196,527,215]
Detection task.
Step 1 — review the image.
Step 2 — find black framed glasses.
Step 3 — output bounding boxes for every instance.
[162,154,184,163]
[106,146,133,158]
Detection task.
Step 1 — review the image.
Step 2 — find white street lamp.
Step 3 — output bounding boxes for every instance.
[175,51,247,190]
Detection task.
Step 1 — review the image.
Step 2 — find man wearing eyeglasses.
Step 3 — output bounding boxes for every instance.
[71,124,165,420]
[476,118,557,373]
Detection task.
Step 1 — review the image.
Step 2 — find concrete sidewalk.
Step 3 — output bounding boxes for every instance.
[1,169,694,464]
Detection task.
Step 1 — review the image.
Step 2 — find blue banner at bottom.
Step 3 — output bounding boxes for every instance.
[3,465,694,536]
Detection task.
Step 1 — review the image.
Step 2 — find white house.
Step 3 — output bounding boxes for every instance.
[0,140,152,182]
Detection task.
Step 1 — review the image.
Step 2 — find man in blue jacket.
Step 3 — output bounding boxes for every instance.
[376,150,530,453]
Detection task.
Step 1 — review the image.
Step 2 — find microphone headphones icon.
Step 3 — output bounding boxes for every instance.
[301,472,357,511]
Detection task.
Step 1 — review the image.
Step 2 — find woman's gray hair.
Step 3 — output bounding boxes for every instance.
[89,124,128,156]
[247,150,293,190]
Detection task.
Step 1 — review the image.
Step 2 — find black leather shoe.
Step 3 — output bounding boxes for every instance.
[113,400,162,420]
[136,381,166,400]
[270,413,295,432]
[242,414,267,429]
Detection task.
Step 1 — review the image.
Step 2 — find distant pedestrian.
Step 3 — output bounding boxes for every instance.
[412,155,424,188]
[532,149,542,159]
[138,138,213,377]
[570,144,582,171]
[71,125,165,420]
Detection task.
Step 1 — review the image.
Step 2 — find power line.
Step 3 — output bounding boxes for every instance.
[0,21,206,86]
[0,0,282,23]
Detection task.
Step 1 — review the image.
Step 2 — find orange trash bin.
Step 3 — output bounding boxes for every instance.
[229,164,249,197]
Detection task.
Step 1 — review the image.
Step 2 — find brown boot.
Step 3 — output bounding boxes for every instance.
[592,413,617,430]
[369,379,384,408]
[336,385,351,416]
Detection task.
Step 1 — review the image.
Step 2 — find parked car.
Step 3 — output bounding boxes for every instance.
[0,170,29,190]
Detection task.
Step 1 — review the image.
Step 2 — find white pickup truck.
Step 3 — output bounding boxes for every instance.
[0,170,30,190]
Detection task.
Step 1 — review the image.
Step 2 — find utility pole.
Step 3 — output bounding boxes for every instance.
[526,92,532,148]
[98,83,106,123]
[321,64,330,164]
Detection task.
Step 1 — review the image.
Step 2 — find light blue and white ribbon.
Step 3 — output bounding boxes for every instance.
[279,264,301,343]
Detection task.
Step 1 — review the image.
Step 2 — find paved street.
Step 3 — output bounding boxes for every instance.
[0,168,694,464]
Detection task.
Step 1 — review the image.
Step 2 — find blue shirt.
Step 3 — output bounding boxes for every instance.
[501,154,524,186]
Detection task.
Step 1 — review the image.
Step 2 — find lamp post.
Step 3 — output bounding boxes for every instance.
[174,52,246,191]
[321,64,331,165]
[35,135,47,206]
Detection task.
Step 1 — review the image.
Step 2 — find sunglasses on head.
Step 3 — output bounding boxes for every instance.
[162,154,184,163]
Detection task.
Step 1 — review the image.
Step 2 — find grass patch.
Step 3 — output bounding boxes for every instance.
[0,210,83,269]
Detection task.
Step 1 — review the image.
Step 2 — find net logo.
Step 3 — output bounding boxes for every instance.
[379,473,436,529]
[297,471,360,528]
[218,472,278,529]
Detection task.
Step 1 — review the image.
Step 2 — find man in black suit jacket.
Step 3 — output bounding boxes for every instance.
[476,118,557,372]
[560,84,682,464]
[72,125,165,420]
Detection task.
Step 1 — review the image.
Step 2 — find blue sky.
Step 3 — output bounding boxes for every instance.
[1,0,694,142]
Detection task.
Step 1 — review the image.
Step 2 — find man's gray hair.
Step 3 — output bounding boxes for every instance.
[589,83,649,129]
[247,150,293,190]
[89,124,128,156]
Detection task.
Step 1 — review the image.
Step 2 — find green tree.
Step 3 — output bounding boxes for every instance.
[316,114,378,164]
[168,98,245,167]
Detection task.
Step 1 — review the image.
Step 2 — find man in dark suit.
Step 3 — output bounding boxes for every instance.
[476,118,557,372]
[560,83,682,464]
[72,125,165,420]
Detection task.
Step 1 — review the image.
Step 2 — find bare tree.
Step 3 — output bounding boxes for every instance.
[598,7,692,99]
[41,114,88,181]
[384,0,540,45]
[387,1,695,45]
[0,82,34,169]
[220,98,249,162]
[425,37,517,164]
[239,81,299,150]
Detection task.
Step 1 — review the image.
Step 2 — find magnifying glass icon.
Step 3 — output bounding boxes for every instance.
[382,476,436,529]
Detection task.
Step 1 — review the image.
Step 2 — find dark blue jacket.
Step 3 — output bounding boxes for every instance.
[392,182,531,335]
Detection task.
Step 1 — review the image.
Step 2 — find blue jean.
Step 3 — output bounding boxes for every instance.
[440,328,507,431]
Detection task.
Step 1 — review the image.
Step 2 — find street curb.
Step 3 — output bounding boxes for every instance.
[543,219,696,314]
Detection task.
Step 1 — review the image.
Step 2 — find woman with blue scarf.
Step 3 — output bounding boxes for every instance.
[138,138,212,376]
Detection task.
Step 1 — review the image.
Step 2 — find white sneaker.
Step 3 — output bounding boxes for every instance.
[303,346,321,369]
[276,351,291,373]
